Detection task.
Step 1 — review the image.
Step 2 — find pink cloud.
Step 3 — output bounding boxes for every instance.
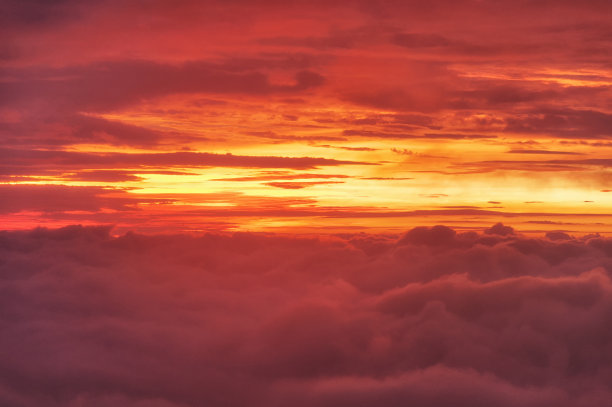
[1,148,367,173]
[264,181,345,189]
[1,224,612,405]
[0,184,166,214]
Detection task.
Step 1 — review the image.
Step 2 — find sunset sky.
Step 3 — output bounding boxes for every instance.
[3,0,612,234]
[3,2,612,407]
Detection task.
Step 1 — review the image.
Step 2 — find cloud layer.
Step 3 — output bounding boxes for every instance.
[2,224,612,406]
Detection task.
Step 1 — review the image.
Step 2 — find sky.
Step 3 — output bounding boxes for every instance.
[3,2,612,407]
[2,0,612,234]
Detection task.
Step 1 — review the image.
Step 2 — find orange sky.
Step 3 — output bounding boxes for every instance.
[2,0,612,234]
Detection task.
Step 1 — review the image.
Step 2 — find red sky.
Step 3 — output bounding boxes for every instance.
[2,0,612,234]
[0,0,612,233]
[3,3,612,406]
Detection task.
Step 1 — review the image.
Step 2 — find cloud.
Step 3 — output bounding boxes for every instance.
[508,149,584,155]
[504,108,612,139]
[343,130,491,140]
[245,131,347,142]
[211,172,351,182]
[422,133,495,140]
[61,170,145,182]
[0,148,368,175]
[546,231,573,241]
[1,224,612,406]
[485,222,515,236]
[6,194,612,231]
[264,181,344,189]
[398,224,457,246]
[316,145,379,152]
[0,184,166,214]
[62,170,197,183]
[1,59,326,112]
[361,177,413,180]
[454,158,612,173]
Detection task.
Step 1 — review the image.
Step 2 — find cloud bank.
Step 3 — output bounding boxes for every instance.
[1,224,612,406]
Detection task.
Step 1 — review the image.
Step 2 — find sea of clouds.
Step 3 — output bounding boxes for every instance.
[1,224,612,406]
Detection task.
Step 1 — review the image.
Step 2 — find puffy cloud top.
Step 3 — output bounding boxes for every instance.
[1,224,612,406]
